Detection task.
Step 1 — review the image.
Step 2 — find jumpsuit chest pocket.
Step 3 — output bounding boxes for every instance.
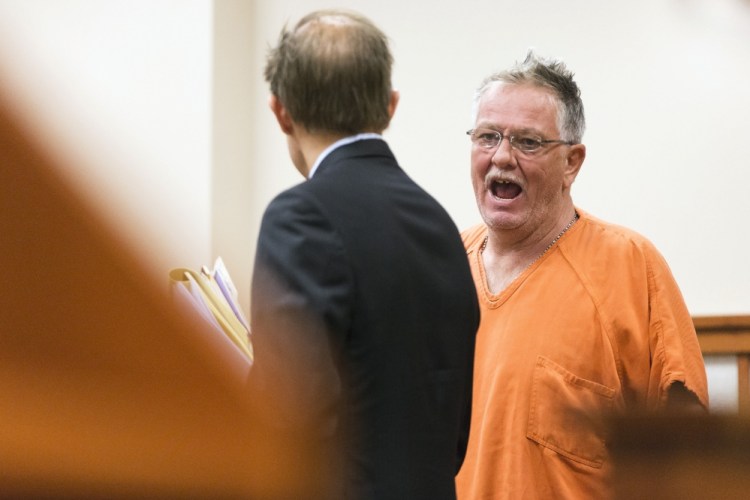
[527,356,616,468]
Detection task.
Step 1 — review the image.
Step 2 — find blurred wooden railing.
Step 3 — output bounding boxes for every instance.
[610,316,750,499]
[694,315,750,415]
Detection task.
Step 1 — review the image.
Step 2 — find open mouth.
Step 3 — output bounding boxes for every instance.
[490,179,522,200]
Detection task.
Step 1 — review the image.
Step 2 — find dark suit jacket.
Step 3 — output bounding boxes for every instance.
[250,139,479,499]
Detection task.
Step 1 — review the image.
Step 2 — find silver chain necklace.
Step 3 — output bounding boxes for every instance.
[480,212,579,264]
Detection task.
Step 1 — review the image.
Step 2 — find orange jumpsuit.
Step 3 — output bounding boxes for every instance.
[455,209,708,500]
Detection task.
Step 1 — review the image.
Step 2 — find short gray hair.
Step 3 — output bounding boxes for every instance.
[472,50,586,143]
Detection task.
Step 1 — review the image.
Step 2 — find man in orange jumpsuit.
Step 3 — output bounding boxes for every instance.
[456,51,708,499]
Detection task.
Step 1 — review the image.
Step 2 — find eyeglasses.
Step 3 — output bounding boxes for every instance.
[466,128,574,154]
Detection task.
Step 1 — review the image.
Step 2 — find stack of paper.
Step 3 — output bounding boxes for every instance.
[169,257,252,362]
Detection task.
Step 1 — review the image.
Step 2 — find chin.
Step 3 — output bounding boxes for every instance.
[481,210,523,231]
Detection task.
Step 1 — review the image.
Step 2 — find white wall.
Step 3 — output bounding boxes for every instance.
[0,0,213,278]
[242,0,750,319]
[1,0,747,411]
[238,0,750,414]
[2,0,746,317]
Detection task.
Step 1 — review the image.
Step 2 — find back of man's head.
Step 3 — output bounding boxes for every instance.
[265,9,394,135]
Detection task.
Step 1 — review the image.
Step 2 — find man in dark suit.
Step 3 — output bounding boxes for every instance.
[249,9,479,499]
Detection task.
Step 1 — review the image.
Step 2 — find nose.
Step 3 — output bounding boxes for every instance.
[490,135,515,168]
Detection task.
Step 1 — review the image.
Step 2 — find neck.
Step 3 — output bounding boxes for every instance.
[294,130,346,177]
[482,207,578,294]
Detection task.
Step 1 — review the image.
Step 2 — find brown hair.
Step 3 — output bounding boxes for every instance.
[265,9,394,135]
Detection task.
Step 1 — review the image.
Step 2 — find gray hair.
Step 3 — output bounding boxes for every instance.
[471,50,586,143]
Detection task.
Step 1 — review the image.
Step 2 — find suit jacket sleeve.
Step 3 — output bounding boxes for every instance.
[249,188,353,440]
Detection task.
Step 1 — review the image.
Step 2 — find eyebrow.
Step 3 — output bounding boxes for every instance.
[475,124,545,136]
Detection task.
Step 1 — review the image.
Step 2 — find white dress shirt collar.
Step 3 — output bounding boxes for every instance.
[308,132,383,179]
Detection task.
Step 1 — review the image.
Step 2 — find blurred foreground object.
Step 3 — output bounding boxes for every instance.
[610,414,750,500]
[0,89,319,497]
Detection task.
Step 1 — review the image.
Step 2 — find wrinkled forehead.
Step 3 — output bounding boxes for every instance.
[475,82,561,130]
[480,82,558,110]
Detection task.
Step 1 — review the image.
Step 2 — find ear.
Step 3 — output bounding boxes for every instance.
[563,143,586,188]
[387,89,400,119]
[269,94,294,135]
